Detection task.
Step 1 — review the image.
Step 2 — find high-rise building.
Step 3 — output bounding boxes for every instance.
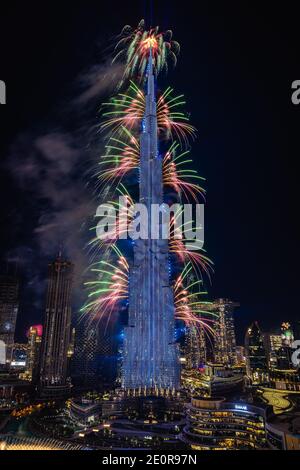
[72,318,119,390]
[245,321,268,384]
[275,346,294,370]
[72,318,99,389]
[0,274,19,366]
[24,325,42,382]
[265,329,296,370]
[39,254,73,397]
[122,52,179,392]
[185,325,206,370]
[212,299,239,366]
[265,333,282,369]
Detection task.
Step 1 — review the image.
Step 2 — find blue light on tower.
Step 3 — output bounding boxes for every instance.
[122,51,180,392]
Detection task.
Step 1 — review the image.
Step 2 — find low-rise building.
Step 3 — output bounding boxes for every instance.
[181,397,267,450]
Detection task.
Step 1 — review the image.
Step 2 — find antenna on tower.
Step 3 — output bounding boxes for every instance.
[57,242,64,259]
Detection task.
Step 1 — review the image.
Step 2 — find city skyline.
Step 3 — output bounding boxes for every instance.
[0,1,300,456]
[1,2,299,345]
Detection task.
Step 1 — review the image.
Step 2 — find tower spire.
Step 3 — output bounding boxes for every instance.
[148,45,153,77]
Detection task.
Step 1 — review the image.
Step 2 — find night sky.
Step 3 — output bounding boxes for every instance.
[0,1,299,344]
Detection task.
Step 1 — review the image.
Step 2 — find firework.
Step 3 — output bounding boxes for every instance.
[174,263,216,338]
[113,19,180,86]
[101,82,196,146]
[81,246,129,328]
[87,184,134,259]
[169,205,213,280]
[157,88,196,145]
[97,128,140,186]
[163,142,205,201]
[101,82,144,135]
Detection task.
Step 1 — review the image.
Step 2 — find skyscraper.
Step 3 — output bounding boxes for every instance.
[24,325,42,383]
[39,254,73,397]
[185,325,206,370]
[0,274,19,366]
[212,299,239,366]
[245,321,268,384]
[72,318,100,389]
[265,333,282,369]
[122,52,179,392]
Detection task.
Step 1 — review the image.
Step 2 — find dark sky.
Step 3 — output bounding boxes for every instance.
[0,1,299,344]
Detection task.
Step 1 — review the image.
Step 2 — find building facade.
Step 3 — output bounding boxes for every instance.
[0,274,19,366]
[265,333,282,369]
[39,254,73,397]
[211,299,239,366]
[181,397,267,450]
[185,325,206,370]
[24,325,42,383]
[245,321,268,384]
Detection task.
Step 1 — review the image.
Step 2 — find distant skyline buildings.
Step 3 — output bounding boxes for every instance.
[39,254,73,397]
[0,255,298,395]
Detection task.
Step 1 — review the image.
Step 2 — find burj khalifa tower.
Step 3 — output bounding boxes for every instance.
[122,51,180,392]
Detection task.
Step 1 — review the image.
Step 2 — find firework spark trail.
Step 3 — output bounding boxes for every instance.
[101,82,144,134]
[81,245,129,329]
[101,82,196,146]
[87,184,134,260]
[169,206,214,281]
[163,142,205,201]
[174,263,216,339]
[97,133,204,201]
[157,88,196,146]
[113,19,180,87]
[97,127,140,188]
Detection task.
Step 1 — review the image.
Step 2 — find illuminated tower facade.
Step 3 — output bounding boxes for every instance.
[39,254,73,397]
[122,53,179,392]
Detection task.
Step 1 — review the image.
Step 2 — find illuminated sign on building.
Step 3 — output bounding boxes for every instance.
[234,404,248,411]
